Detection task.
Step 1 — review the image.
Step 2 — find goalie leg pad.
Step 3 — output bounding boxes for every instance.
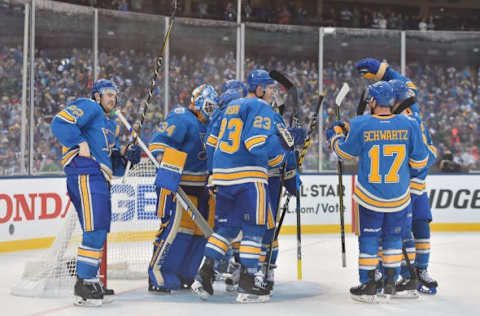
[178,235,207,286]
[149,231,193,290]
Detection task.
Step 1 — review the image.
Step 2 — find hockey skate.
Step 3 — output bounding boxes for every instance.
[393,276,419,299]
[224,260,241,293]
[236,267,269,303]
[350,270,378,304]
[417,268,438,294]
[73,277,104,307]
[191,257,215,300]
[374,269,384,295]
[380,268,396,301]
[264,264,276,296]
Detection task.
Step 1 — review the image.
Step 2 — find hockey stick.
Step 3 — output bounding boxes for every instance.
[269,70,303,278]
[123,0,177,182]
[265,92,326,278]
[115,111,213,238]
[334,83,350,268]
[264,161,287,276]
[269,70,298,126]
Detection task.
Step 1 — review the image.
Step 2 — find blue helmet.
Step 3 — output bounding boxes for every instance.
[247,69,275,92]
[219,88,242,108]
[91,79,119,99]
[191,84,219,119]
[221,80,248,96]
[367,81,395,107]
[389,79,413,103]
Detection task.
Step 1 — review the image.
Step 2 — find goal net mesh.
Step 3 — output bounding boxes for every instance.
[11,157,159,297]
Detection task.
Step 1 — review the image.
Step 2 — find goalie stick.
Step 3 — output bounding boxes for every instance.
[335,83,350,268]
[115,111,213,238]
[123,0,177,182]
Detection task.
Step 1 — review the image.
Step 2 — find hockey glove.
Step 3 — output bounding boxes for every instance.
[355,58,388,81]
[276,123,295,151]
[326,121,348,149]
[154,147,188,192]
[288,127,307,147]
[125,144,141,165]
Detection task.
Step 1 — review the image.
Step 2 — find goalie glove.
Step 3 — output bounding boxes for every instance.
[154,147,188,192]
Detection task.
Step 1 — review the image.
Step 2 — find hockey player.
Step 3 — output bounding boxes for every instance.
[204,80,248,282]
[147,84,218,293]
[356,58,420,115]
[192,69,294,303]
[326,81,428,303]
[50,79,141,306]
[389,79,438,295]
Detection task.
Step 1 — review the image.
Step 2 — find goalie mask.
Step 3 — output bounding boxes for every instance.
[191,84,219,120]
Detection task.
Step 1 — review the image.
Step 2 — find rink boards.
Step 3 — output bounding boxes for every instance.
[1,174,480,252]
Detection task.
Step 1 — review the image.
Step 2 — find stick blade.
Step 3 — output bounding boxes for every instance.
[335,83,350,107]
[269,70,294,90]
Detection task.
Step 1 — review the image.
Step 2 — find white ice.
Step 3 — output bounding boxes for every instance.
[2,232,479,316]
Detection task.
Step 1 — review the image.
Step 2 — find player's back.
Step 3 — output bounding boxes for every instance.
[149,107,208,186]
[340,114,428,212]
[211,97,277,186]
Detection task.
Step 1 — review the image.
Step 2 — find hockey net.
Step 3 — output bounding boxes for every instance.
[11,157,160,297]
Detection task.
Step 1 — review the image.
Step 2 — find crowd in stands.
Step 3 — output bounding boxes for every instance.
[1,41,479,175]
[52,0,480,31]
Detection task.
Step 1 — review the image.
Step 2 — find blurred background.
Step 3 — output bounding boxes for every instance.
[1,0,479,175]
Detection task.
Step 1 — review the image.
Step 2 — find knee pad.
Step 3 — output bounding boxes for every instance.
[82,229,107,249]
[412,219,430,239]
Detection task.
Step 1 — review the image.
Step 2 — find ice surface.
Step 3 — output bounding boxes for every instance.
[2,233,479,316]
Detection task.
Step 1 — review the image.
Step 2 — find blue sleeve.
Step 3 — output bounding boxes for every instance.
[333,118,362,160]
[420,121,437,169]
[242,104,278,155]
[408,120,429,171]
[148,114,187,157]
[50,99,101,148]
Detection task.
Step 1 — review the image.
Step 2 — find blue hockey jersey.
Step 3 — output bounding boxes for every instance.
[149,107,208,186]
[332,114,428,212]
[408,114,438,195]
[50,98,123,180]
[211,97,284,186]
[205,107,226,173]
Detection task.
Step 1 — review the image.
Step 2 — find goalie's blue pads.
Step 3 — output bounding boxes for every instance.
[154,148,188,192]
[125,144,141,165]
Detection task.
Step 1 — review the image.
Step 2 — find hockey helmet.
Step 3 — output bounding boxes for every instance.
[221,79,248,96]
[247,69,275,92]
[91,79,119,99]
[367,81,395,107]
